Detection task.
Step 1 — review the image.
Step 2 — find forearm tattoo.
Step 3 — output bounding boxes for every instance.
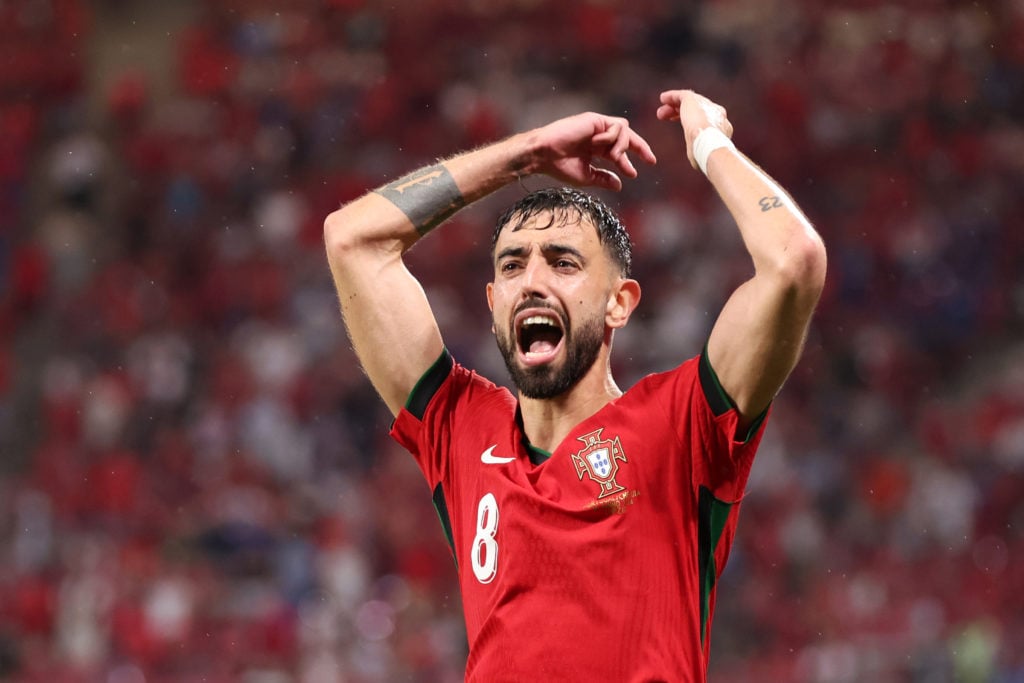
[375,164,466,235]
[758,195,783,212]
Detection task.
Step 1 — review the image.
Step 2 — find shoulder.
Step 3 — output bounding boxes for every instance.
[404,349,514,421]
[625,350,744,417]
[624,355,702,401]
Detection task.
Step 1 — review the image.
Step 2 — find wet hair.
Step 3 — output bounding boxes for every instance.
[491,187,632,276]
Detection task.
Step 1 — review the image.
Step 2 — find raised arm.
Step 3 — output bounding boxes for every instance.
[324,113,656,415]
[657,89,826,427]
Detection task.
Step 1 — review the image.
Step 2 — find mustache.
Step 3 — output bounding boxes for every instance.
[512,298,568,329]
[514,298,560,317]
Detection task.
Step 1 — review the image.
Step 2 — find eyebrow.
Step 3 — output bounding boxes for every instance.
[495,245,527,262]
[495,243,587,264]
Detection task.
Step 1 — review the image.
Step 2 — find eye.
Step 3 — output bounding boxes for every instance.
[554,258,578,271]
[500,261,521,273]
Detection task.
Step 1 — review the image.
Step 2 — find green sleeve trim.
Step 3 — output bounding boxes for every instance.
[405,349,453,420]
[740,406,769,443]
[697,485,734,644]
[698,344,769,444]
[432,483,457,568]
[698,344,734,417]
[514,406,551,465]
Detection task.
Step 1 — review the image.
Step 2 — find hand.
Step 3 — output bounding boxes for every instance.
[528,112,657,191]
[657,90,734,171]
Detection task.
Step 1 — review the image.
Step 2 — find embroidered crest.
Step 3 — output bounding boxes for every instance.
[571,428,628,499]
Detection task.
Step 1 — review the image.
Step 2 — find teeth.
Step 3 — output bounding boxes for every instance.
[522,315,558,327]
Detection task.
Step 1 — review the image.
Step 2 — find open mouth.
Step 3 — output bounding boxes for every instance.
[515,309,565,366]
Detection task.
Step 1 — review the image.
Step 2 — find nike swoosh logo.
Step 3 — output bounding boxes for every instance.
[480,445,516,465]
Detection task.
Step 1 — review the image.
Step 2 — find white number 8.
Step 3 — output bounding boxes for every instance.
[471,493,499,584]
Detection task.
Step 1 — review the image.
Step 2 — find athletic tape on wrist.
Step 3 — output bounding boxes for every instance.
[693,127,735,176]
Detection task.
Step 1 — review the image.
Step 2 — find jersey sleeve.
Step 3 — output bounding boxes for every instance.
[663,347,770,503]
[388,348,497,488]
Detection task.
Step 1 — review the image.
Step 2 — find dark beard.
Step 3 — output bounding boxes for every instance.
[495,311,604,399]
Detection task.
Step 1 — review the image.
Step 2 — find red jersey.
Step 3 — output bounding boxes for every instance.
[390,349,767,682]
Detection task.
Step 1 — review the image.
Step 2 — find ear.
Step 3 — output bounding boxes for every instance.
[606,278,641,329]
[486,282,496,334]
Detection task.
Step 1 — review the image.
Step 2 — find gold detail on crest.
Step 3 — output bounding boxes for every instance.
[586,489,640,515]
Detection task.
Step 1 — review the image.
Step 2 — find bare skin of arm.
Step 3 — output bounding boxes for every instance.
[324,114,656,416]
[657,90,827,427]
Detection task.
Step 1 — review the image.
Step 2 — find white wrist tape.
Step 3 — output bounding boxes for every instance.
[693,127,735,176]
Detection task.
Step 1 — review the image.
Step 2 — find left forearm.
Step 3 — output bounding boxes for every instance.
[705,146,825,291]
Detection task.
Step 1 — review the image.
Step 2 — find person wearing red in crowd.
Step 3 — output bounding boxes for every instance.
[324,89,826,681]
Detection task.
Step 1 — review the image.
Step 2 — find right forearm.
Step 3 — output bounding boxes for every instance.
[420,130,540,229]
[324,108,657,260]
[324,132,537,260]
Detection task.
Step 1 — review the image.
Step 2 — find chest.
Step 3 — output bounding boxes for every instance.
[444,414,694,589]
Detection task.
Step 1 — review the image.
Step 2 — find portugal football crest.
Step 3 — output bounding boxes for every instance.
[571,428,627,499]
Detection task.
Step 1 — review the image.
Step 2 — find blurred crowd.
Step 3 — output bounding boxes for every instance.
[1,0,1023,681]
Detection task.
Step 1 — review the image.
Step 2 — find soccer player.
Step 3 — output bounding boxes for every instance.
[324,89,826,681]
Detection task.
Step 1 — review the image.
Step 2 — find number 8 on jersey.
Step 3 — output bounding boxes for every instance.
[471,493,499,583]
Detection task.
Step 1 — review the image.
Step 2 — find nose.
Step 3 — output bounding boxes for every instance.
[519,255,550,300]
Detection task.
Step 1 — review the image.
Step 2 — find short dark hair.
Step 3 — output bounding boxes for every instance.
[491,187,632,276]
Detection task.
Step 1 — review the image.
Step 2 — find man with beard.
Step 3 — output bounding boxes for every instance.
[324,89,826,681]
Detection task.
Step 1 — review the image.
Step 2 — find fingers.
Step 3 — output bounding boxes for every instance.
[658,89,732,143]
[656,104,680,121]
[538,112,656,189]
[609,129,638,178]
[625,128,658,166]
[658,89,688,110]
[591,121,621,145]
[591,117,657,179]
[589,166,623,192]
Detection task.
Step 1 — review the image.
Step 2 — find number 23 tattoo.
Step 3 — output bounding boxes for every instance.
[759,195,783,212]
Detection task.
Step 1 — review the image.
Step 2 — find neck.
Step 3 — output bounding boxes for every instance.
[517,351,621,453]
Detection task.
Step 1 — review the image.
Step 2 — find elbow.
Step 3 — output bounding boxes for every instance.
[774,225,827,303]
[324,200,411,265]
[323,206,359,258]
